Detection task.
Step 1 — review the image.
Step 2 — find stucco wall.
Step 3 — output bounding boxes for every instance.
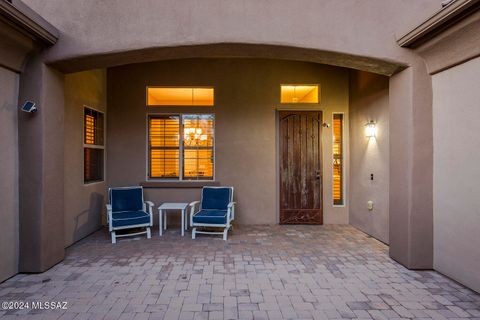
[388,62,433,269]
[23,0,440,74]
[432,56,480,293]
[18,58,66,272]
[349,71,389,244]
[107,58,349,225]
[0,66,19,282]
[64,70,107,247]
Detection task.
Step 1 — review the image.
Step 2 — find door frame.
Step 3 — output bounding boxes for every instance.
[275,107,324,224]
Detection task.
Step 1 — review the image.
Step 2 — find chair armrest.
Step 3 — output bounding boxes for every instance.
[189,201,200,208]
[144,201,154,225]
[227,202,236,222]
[144,200,154,208]
[189,201,201,226]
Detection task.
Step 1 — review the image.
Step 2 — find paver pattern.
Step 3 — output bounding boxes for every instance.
[1,224,479,319]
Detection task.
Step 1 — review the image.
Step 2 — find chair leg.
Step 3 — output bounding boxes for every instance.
[111,231,116,244]
[223,228,228,241]
[192,227,196,239]
[147,227,151,239]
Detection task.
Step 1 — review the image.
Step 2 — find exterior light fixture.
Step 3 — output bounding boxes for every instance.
[365,120,377,138]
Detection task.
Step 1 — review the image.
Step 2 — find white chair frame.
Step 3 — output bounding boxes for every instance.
[189,187,236,240]
[106,186,154,244]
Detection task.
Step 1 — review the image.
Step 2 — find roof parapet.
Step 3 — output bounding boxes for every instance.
[0,0,59,46]
[397,0,480,48]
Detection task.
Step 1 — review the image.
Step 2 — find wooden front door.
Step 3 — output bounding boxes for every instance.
[279,111,323,224]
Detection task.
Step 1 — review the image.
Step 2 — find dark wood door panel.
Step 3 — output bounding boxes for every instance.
[280,209,323,225]
[279,111,323,224]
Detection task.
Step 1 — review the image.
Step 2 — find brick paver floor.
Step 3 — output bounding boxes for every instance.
[1,225,479,319]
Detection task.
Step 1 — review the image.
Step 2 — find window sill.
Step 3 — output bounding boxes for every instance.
[140,181,220,188]
[84,180,105,186]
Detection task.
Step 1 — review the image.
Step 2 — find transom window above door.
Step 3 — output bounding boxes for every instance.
[148,114,214,180]
[280,85,319,104]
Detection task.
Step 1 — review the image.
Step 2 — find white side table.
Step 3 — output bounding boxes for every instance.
[158,203,189,236]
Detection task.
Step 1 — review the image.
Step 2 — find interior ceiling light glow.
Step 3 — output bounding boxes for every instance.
[280,85,319,104]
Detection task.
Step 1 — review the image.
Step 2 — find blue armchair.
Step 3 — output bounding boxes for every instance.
[106,186,153,243]
[189,187,236,240]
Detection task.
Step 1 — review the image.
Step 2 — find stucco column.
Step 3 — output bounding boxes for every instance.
[389,60,433,269]
[18,55,65,272]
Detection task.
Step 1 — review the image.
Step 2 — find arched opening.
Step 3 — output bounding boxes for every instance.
[59,47,394,245]
[18,43,433,275]
[50,43,405,76]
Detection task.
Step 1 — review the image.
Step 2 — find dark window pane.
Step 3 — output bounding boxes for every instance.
[84,148,103,183]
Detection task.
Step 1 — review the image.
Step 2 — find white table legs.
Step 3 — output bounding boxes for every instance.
[159,209,163,236]
[158,208,187,236]
[181,208,185,237]
[184,209,188,230]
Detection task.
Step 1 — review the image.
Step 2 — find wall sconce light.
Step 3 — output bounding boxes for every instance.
[365,120,377,138]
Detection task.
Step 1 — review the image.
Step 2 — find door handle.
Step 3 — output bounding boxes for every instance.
[315,170,321,179]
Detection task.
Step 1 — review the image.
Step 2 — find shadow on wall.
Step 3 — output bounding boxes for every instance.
[73,192,104,242]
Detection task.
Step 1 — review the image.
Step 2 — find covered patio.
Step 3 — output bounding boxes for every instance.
[3,2,480,319]
[1,225,479,320]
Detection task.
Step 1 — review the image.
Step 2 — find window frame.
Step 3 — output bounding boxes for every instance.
[146,113,216,181]
[83,105,105,185]
[332,112,345,207]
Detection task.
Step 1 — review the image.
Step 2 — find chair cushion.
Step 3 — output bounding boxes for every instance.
[201,187,231,210]
[111,211,150,228]
[110,188,143,212]
[192,209,228,224]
